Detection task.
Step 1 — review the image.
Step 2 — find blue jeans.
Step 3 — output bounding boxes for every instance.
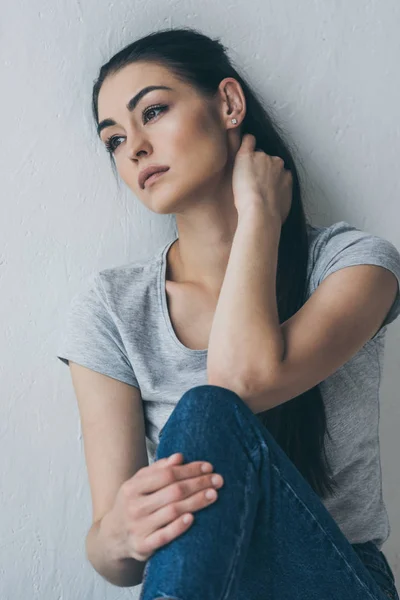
[139,385,399,600]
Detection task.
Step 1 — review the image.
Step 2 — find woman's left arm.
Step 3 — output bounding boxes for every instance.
[206,138,399,412]
[207,133,290,405]
[207,204,399,415]
[207,205,285,400]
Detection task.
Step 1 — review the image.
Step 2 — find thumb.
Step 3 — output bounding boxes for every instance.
[155,452,183,467]
[166,452,183,464]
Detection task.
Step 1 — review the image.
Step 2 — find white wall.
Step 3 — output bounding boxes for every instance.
[1,1,399,597]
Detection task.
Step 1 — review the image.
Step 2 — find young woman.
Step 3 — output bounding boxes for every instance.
[57,27,400,599]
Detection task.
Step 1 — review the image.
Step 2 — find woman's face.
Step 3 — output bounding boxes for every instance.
[97,61,237,213]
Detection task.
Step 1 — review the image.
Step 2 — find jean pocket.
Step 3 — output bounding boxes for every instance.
[354,545,398,599]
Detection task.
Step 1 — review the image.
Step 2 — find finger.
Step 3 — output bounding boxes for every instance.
[137,457,212,496]
[142,471,221,515]
[139,510,195,557]
[238,132,254,149]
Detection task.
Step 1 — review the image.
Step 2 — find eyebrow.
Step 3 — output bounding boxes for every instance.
[97,85,173,137]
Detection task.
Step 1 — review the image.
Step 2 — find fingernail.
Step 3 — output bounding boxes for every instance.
[201,463,212,472]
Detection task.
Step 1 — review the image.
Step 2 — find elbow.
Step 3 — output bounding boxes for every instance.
[207,368,261,400]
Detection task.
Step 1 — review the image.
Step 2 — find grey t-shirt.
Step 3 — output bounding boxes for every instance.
[57,220,400,550]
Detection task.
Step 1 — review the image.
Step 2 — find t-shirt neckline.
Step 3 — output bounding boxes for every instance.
[158,237,209,355]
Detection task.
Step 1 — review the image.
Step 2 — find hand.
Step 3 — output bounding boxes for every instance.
[231,133,293,225]
[107,453,224,562]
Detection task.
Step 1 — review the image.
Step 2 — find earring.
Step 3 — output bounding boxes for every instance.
[231,118,237,124]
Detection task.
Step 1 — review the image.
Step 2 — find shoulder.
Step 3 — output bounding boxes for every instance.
[306,220,400,331]
[96,241,168,307]
[307,220,400,286]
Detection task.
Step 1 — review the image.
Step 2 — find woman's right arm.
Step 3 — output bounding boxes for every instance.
[68,362,224,588]
[69,362,149,587]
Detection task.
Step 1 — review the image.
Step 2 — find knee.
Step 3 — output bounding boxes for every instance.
[158,384,244,440]
[178,384,245,418]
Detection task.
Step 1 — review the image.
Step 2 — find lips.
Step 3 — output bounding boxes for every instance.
[139,166,170,189]
[145,169,167,185]
[144,170,168,188]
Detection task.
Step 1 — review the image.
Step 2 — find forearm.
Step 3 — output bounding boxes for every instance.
[86,512,146,588]
[207,205,284,392]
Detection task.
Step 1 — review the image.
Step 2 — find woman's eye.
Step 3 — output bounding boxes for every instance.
[104,104,168,154]
[143,104,167,124]
[105,135,124,154]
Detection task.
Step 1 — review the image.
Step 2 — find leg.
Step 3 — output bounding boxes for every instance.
[140,384,261,600]
[139,385,398,600]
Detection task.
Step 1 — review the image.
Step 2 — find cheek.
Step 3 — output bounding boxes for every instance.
[199,138,229,183]
[180,131,228,180]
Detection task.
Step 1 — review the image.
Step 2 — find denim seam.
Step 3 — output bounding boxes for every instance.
[232,403,269,457]
[270,462,384,600]
[219,459,256,600]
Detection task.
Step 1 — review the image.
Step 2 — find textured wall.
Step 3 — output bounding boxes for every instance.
[1,0,399,597]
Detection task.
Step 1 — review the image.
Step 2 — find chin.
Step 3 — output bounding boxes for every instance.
[144,190,186,215]
[144,181,197,215]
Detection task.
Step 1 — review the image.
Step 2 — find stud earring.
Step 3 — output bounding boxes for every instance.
[231,118,237,124]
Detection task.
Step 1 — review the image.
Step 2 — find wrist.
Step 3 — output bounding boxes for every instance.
[86,514,145,587]
[237,201,282,229]
[97,509,128,563]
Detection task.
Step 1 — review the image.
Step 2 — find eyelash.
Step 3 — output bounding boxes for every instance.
[104,104,168,154]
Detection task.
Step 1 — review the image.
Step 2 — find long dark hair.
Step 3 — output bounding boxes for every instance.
[91,27,338,500]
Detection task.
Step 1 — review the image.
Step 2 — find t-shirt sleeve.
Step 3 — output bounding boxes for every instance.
[314,221,400,333]
[56,273,140,388]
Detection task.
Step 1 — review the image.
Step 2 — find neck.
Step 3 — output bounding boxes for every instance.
[170,203,239,298]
